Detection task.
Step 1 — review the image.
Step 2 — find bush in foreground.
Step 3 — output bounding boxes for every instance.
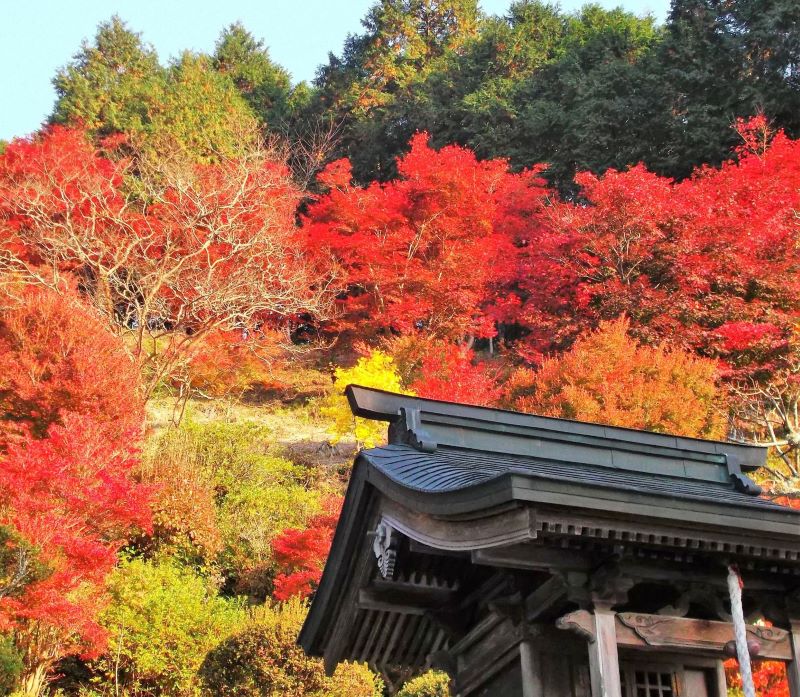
[199,598,382,697]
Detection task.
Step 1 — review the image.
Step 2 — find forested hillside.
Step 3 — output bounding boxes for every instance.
[0,0,799,695]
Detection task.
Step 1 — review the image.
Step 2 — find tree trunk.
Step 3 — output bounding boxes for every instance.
[18,663,48,697]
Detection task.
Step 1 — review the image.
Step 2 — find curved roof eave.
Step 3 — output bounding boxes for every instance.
[300,446,800,657]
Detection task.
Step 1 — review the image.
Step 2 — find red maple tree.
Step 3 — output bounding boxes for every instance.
[271,498,342,601]
[410,343,501,407]
[0,283,144,450]
[303,134,546,343]
[726,658,789,697]
[0,284,150,693]
[506,117,800,380]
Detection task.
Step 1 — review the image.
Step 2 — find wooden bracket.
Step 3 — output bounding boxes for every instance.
[372,521,398,579]
[657,583,732,622]
[557,610,597,643]
[590,562,634,609]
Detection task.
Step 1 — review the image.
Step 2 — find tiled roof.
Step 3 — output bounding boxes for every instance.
[362,444,791,511]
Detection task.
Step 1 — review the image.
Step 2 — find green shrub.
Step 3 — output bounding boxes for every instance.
[140,444,223,568]
[199,598,324,697]
[199,599,383,697]
[397,670,451,697]
[217,475,322,596]
[98,557,245,697]
[328,661,384,697]
[0,636,22,696]
[145,419,273,493]
[145,419,327,595]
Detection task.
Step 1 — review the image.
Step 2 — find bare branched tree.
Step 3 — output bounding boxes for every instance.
[729,357,800,497]
[0,127,335,403]
[277,114,344,190]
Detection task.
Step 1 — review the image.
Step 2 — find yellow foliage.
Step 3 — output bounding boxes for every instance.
[320,351,412,449]
[328,661,385,697]
[397,670,451,697]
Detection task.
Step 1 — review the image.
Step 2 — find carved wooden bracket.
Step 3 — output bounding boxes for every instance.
[619,613,787,651]
[556,610,596,643]
[590,562,634,609]
[657,584,732,622]
[556,609,791,660]
[372,521,398,579]
[558,570,591,608]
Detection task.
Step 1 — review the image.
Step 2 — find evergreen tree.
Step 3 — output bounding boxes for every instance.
[652,0,750,176]
[51,17,260,161]
[312,0,482,180]
[736,0,800,132]
[51,16,163,136]
[213,22,293,127]
[415,2,662,190]
[147,51,258,160]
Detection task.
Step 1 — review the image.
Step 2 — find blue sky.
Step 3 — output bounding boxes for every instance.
[2,0,669,142]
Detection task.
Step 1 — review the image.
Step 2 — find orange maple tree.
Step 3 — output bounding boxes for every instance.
[507,317,724,439]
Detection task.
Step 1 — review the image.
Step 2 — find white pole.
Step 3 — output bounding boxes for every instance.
[728,565,757,697]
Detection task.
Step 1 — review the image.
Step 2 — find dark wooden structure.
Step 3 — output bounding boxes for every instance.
[300,386,800,696]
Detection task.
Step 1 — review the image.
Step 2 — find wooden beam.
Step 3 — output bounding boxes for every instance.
[357,588,427,616]
[472,544,591,572]
[369,576,458,600]
[588,608,622,697]
[787,620,800,697]
[408,539,469,557]
[525,575,569,621]
[453,614,526,697]
[322,533,376,673]
[715,662,728,697]
[380,613,408,668]
[557,610,792,661]
[533,506,800,560]
[620,560,791,591]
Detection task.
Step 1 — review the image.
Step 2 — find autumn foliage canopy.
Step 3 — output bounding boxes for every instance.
[3,7,800,696]
[0,126,325,399]
[0,284,143,449]
[506,318,724,438]
[303,134,548,342]
[2,109,800,695]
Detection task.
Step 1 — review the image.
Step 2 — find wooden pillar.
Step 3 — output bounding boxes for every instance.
[519,638,542,697]
[714,661,728,697]
[788,620,800,697]
[587,607,622,697]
